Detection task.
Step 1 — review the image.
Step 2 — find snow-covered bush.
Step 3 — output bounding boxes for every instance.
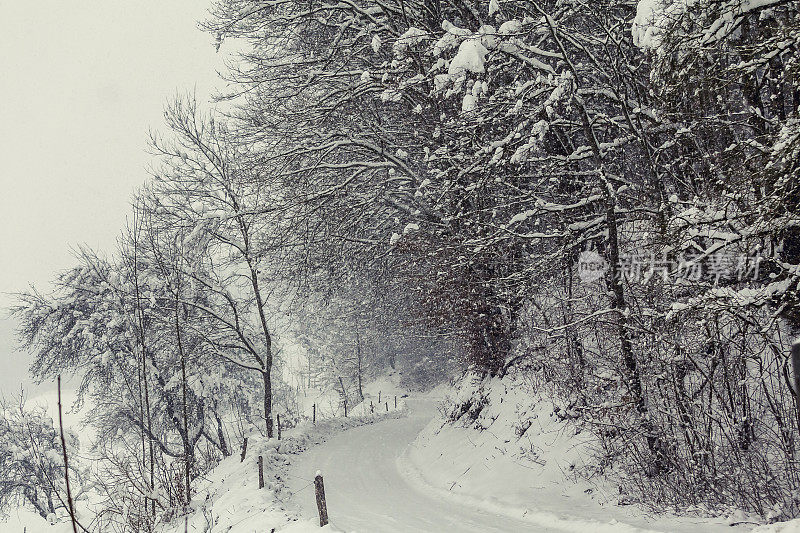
[0,397,80,520]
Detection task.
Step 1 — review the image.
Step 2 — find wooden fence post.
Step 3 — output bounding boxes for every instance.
[277,414,282,440]
[313,403,316,424]
[258,456,264,489]
[385,402,388,412]
[378,391,381,403]
[314,471,329,527]
[240,437,248,462]
[370,401,374,414]
[394,396,397,409]
[338,376,348,418]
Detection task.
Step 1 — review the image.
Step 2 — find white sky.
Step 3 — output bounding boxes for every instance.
[0,0,235,392]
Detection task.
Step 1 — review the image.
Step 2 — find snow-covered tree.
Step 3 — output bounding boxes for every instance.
[0,396,80,521]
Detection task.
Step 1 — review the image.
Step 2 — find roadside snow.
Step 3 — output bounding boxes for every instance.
[2,508,75,533]
[288,399,540,532]
[7,375,796,532]
[158,381,407,533]
[753,519,800,532]
[399,374,754,533]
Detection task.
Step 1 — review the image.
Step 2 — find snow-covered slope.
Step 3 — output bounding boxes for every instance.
[287,398,541,532]
[158,385,408,533]
[398,373,762,532]
[12,374,796,532]
[2,508,75,533]
[753,519,800,532]
[296,372,411,421]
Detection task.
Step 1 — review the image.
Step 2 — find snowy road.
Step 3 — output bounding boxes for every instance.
[287,399,551,532]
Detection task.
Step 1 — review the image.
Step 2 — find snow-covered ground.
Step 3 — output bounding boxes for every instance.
[753,520,800,533]
[296,374,409,422]
[288,389,760,532]
[7,375,800,532]
[288,398,540,532]
[3,508,74,533]
[399,380,750,532]
[156,378,409,533]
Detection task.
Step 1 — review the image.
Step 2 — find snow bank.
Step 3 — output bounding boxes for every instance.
[158,379,408,533]
[753,519,800,532]
[2,508,76,533]
[398,372,751,533]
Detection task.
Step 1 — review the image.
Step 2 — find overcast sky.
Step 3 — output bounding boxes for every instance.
[0,0,233,393]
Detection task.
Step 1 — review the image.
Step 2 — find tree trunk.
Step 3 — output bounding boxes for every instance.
[26,489,49,519]
[132,222,156,517]
[603,194,665,470]
[174,271,192,505]
[263,369,273,438]
[356,330,364,401]
[215,412,230,457]
[604,197,645,415]
[791,341,800,441]
[338,376,348,417]
[249,264,274,439]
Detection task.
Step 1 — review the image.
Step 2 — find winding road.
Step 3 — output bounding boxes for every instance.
[287,399,549,532]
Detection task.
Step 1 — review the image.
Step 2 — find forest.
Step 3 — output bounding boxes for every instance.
[3,0,800,530]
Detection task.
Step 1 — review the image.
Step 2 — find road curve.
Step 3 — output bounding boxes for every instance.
[287,399,549,532]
